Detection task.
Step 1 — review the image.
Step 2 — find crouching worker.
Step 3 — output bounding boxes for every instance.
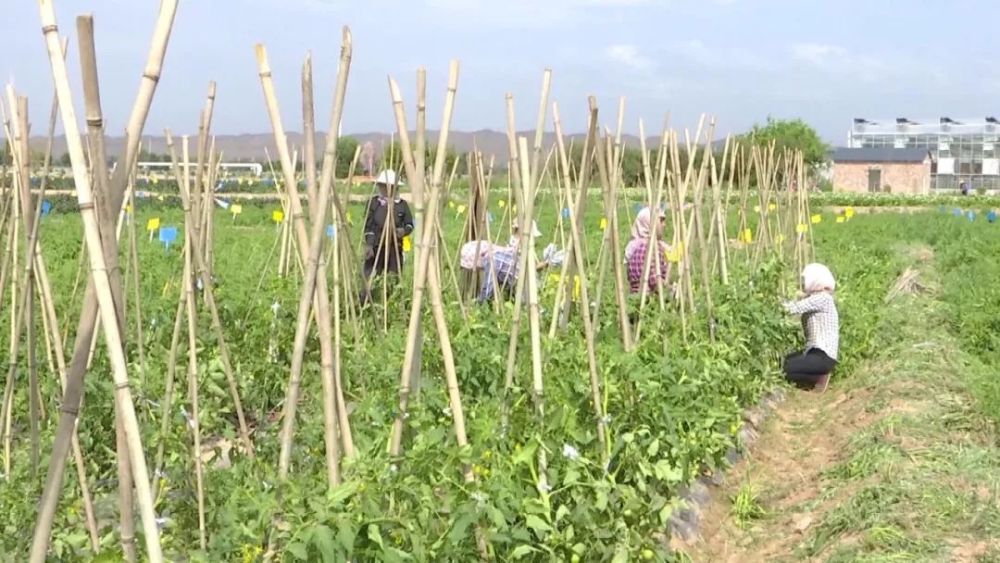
[476,221,550,304]
[625,207,672,296]
[783,263,839,391]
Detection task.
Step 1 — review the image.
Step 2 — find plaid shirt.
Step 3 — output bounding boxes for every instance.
[479,247,519,303]
[626,240,670,294]
[784,292,840,360]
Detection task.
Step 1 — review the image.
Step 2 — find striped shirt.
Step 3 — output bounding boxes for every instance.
[784,292,839,360]
[478,247,519,303]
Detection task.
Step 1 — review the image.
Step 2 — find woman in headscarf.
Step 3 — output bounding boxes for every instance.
[783,263,840,391]
[625,207,671,295]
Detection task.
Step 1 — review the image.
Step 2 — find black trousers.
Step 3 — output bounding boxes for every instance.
[783,348,836,388]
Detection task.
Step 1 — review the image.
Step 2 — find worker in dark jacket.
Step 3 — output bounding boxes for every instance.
[360,169,414,305]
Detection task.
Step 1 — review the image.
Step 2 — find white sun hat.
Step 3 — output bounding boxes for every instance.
[375,169,404,186]
[512,220,542,238]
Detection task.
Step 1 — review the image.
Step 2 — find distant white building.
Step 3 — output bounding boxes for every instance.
[848,117,1000,191]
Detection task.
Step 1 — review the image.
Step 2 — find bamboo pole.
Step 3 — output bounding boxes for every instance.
[388,60,459,458]
[36,4,164,560]
[272,31,352,485]
[633,119,671,344]
[153,281,185,493]
[501,72,551,399]
[182,197,208,550]
[551,104,607,457]
[32,4,177,558]
[517,136,550,494]
[165,132,255,456]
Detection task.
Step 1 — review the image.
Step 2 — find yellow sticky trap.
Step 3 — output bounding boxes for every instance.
[573,276,581,300]
[666,247,681,263]
[449,201,456,209]
[768,203,777,212]
[146,218,160,231]
[402,235,412,252]
[457,204,466,215]
[836,216,846,224]
[739,228,753,243]
[845,207,855,218]
[811,214,822,224]
[796,223,808,234]
[599,217,608,230]
[498,199,506,208]
[272,210,285,223]
[231,204,243,215]
[125,204,133,214]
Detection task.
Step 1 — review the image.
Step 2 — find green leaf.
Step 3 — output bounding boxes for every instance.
[512,441,538,466]
[311,524,337,563]
[647,438,660,457]
[326,480,360,506]
[336,520,357,555]
[511,545,540,559]
[654,459,683,483]
[286,542,308,560]
[367,524,385,549]
[448,510,478,545]
[555,505,570,523]
[525,515,552,537]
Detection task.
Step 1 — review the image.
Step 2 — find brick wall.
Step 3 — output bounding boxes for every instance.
[832,161,931,194]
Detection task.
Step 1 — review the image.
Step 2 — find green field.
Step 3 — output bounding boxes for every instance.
[3,190,1000,561]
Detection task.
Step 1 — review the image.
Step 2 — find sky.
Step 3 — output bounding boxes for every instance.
[4,0,1000,145]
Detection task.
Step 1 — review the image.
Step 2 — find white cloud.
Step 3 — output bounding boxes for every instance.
[586,0,652,5]
[605,44,654,71]
[791,43,848,66]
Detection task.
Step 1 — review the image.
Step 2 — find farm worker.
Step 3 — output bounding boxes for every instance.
[782,263,840,392]
[477,221,550,304]
[625,207,672,295]
[360,169,414,305]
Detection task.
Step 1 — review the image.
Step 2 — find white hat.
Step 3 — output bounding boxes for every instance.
[512,220,542,238]
[375,169,404,186]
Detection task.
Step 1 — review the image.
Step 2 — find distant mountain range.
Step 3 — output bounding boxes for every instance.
[28,130,727,167]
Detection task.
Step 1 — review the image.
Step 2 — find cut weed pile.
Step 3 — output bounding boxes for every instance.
[687,244,1000,562]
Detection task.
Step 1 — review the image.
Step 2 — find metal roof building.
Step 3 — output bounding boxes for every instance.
[848,117,1000,191]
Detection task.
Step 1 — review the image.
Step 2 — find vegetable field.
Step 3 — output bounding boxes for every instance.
[4,3,1000,563]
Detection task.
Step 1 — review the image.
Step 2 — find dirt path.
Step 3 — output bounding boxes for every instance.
[683,246,1000,562]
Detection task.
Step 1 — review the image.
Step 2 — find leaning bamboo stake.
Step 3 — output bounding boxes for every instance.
[517,136,551,496]
[551,108,607,458]
[153,282,186,494]
[78,17,143,561]
[180,200,208,550]
[165,132,255,457]
[273,31,352,485]
[37,4,163,560]
[256,38,355,473]
[32,5,177,559]
[501,72,551,398]
[634,119,671,344]
[388,60,459,458]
